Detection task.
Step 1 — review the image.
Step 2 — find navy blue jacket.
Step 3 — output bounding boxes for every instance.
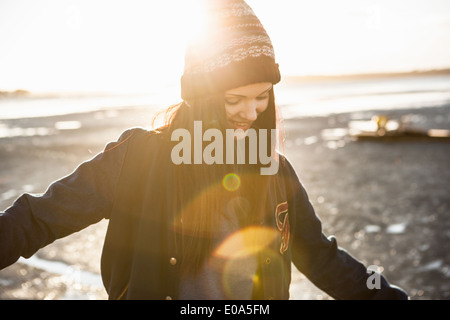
[0,128,408,299]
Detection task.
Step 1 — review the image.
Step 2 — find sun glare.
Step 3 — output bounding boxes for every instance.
[0,0,208,94]
[1,0,449,94]
[175,0,208,44]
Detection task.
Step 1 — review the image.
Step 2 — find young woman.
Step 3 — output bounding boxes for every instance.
[0,0,408,300]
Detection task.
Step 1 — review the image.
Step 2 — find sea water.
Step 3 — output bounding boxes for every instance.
[276,74,450,118]
[1,74,449,122]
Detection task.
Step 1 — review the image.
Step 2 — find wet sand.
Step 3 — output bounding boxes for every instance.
[0,104,449,300]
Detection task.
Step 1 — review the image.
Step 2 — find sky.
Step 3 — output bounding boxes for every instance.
[0,0,450,94]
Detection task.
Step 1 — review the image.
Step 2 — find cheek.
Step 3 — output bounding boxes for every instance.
[257,98,270,113]
[224,104,242,120]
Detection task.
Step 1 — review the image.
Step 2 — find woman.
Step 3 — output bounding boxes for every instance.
[0,0,408,300]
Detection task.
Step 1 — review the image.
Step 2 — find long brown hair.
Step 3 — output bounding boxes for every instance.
[152,88,284,276]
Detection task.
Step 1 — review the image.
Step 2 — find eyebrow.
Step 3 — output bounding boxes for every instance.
[225,87,272,98]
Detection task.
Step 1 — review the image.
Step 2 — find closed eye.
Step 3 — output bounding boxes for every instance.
[225,95,268,105]
[256,94,269,100]
[225,87,271,105]
[224,97,241,105]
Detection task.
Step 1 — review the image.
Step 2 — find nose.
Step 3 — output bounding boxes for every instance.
[239,100,258,122]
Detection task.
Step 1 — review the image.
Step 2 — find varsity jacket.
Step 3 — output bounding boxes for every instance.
[0,128,408,300]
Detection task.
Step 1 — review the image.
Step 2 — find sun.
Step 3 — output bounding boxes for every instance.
[161,0,208,46]
[125,0,209,92]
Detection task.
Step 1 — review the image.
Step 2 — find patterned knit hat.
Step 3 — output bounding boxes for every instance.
[180,0,281,100]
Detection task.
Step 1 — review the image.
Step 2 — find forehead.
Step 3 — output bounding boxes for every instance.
[225,82,272,96]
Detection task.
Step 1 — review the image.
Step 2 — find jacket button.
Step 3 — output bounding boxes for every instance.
[265,257,271,264]
[169,257,177,266]
[165,296,172,300]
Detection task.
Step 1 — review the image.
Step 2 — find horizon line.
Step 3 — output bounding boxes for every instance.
[1,67,450,96]
[282,67,450,83]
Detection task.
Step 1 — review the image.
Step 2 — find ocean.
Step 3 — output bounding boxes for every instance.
[276,74,450,119]
[1,74,450,121]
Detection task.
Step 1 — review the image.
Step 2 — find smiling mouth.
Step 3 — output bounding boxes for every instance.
[229,120,252,130]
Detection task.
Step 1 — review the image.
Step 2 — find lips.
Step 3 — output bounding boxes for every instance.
[231,121,251,131]
[229,120,252,131]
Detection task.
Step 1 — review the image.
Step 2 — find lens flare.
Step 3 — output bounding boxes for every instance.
[222,173,241,192]
[221,254,257,299]
[213,226,280,299]
[214,226,279,259]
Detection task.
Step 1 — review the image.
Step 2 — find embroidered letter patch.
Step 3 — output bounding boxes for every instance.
[275,201,289,254]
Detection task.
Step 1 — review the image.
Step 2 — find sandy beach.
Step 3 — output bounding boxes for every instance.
[0,103,449,300]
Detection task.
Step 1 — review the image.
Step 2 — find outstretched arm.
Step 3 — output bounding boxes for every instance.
[284,159,408,299]
[0,129,135,270]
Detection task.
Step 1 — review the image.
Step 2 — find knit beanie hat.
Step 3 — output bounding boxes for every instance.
[180,0,281,101]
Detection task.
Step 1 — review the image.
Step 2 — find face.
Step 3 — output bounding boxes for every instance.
[224,82,272,131]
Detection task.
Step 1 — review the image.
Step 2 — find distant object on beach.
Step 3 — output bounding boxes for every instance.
[349,114,450,142]
[0,89,30,98]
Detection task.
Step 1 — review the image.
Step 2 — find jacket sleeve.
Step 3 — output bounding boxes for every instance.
[0,128,136,270]
[284,158,408,300]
